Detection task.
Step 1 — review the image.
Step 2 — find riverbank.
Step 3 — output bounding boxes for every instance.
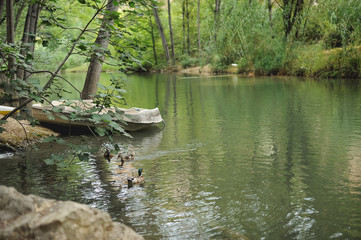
[0,185,144,240]
[175,46,361,79]
[62,44,361,79]
[0,114,57,152]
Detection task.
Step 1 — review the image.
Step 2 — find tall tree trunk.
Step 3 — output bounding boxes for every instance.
[182,0,186,54]
[167,0,175,65]
[81,0,117,100]
[6,0,15,71]
[283,0,304,41]
[197,0,201,52]
[17,3,40,81]
[153,4,170,65]
[0,0,5,21]
[17,3,41,116]
[14,0,25,31]
[5,0,16,106]
[149,15,158,65]
[268,0,273,27]
[214,0,221,42]
[186,0,190,54]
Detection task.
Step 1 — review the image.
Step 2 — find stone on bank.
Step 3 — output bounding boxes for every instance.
[0,185,143,240]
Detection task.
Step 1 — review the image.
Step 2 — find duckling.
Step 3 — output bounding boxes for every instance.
[104,149,135,166]
[117,153,125,167]
[117,150,135,167]
[127,168,144,188]
[104,149,113,162]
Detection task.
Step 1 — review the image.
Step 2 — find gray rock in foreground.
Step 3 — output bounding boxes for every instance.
[0,185,144,240]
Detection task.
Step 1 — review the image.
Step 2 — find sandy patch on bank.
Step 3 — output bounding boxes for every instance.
[179,65,215,75]
[0,114,58,151]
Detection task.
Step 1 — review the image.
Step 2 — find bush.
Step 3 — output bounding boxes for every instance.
[180,55,199,68]
[285,43,361,78]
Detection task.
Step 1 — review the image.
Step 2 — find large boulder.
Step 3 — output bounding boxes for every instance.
[0,186,144,240]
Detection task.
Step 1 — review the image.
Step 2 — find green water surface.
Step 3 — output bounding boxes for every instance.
[1,73,361,239]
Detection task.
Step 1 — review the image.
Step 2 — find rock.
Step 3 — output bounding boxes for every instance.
[0,114,58,152]
[0,186,144,240]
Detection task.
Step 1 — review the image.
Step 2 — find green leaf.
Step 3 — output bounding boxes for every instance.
[56,162,68,168]
[59,115,69,121]
[44,158,55,165]
[94,127,107,136]
[0,127,6,133]
[69,113,78,119]
[123,131,132,138]
[52,107,64,113]
[109,121,124,133]
[29,93,41,102]
[114,143,121,152]
[47,115,55,120]
[51,154,64,161]
[90,114,103,124]
[78,153,90,161]
[56,138,66,144]
[98,83,107,90]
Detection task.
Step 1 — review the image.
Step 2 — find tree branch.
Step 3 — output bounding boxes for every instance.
[274,0,283,9]
[25,70,82,95]
[1,2,107,121]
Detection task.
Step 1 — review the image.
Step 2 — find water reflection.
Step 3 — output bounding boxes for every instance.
[1,74,361,239]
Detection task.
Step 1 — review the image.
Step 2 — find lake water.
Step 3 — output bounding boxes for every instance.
[1,73,361,239]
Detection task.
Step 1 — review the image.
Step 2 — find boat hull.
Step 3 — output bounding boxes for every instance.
[0,105,18,115]
[31,100,163,132]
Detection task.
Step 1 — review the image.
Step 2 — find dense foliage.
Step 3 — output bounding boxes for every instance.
[2,0,360,78]
[0,0,149,165]
[0,0,360,165]
[135,0,361,77]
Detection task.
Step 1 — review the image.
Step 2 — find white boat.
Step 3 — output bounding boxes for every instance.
[0,105,18,115]
[31,100,163,131]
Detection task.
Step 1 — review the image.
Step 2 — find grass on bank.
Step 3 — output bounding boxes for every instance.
[285,44,361,78]
[34,41,360,78]
[231,44,361,78]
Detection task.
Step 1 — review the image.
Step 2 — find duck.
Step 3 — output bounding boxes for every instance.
[127,168,144,187]
[103,149,113,162]
[117,150,135,167]
[104,149,135,166]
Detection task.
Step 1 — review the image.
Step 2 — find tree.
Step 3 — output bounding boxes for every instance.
[17,3,42,117]
[4,0,15,106]
[17,3,42,81]
[181,0,190,54]
[1,2,106,119]
[274,0,305,40]
[149,13,158,65]
[0,1,5,21]
[167,0,175,66]
[81,0,117,100]
[152,3,170,65]
[186,0,190,54]
[268,0,273,27]
[214,0,221,41]
[1,0,144,166]
[197,0,201,52]
[182,0,186,53]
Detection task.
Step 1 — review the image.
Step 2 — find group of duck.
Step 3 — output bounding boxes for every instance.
[104,149,144,188]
